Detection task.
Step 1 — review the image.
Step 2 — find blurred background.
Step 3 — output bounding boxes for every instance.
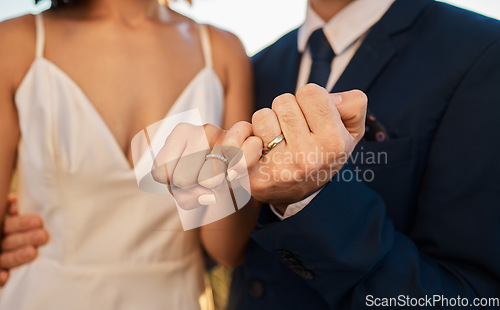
[1,0,499,56]
[1,0,499,309]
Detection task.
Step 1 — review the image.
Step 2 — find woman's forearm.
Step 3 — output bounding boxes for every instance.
[200,200,259,267]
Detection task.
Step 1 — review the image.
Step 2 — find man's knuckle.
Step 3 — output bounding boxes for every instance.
[252,108,271,124]
[252,109,276,131]
[351,89,368,106]
[315,103,334,117]
[278,109,298,124]
[252,123,266,136]
[272,93,295,108]
[272,94,294,111]
[297,83,323,99]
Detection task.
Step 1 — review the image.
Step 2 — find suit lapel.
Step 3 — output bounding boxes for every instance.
[332,0,432,94]
[253,29,302,110]
[332,26,396,93]
[278,29,302,96]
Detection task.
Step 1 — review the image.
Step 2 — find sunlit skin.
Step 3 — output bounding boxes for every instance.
[0,0,258,285]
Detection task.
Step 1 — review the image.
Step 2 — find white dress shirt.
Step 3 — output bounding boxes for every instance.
[272,0,395,219]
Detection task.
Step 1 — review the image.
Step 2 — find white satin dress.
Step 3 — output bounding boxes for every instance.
[0,14,224,310]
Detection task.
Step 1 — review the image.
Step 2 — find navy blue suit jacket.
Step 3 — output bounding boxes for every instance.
[228,0,500,309]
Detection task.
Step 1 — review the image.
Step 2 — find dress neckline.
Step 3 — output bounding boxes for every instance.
[17,56,220,170]
[21,14,221,171]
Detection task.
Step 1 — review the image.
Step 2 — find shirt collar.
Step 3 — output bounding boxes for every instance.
[298,0,396,55]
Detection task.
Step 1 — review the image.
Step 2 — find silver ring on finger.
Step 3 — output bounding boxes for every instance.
[205,153,229,164]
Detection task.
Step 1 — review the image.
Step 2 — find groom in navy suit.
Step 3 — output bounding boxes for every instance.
[228,0,500,309]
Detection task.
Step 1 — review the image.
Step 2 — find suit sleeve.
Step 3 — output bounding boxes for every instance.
[249,39,500,309]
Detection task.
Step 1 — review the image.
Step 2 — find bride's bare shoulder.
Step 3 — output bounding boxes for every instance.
[0,14,37,91]
[165,9,249,83]
[0,14,36,59]
[206,24,246,55]
[167,9,246,58]
[205,24,250,87]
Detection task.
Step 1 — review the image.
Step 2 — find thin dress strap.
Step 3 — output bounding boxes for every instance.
[35,14,45,58]
[199,24,213,68]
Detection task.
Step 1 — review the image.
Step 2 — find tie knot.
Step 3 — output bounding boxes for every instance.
[308,29,335,62]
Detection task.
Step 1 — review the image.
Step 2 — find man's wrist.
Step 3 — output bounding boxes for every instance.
[269,189,324,220]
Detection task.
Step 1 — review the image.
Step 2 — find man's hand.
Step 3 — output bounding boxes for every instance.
[249,84,367,211]
[0,194,49,286]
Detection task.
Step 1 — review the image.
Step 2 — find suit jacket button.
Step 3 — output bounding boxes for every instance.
[283,257,299,266]
[290,265,314,280]
[291,264,305,275]
[302,270,314,280]
[249,280,264,298]
[275,249,292,259]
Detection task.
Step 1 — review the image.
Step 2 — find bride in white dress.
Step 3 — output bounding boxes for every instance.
[0,0,258,309]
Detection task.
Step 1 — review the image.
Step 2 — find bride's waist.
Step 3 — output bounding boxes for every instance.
[31,250,204,275]
[1,253,207,310]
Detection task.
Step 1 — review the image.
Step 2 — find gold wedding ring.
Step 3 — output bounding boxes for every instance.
[263,134,285,155]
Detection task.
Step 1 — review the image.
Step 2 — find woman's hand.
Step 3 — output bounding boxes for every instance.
[198,121,263,194]
[151,123,226,211]
[151,122,262,212]
[0,194,49,286]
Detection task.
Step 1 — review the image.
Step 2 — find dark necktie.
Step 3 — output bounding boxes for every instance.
[306,29,389,141]
[307,29,335,88]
